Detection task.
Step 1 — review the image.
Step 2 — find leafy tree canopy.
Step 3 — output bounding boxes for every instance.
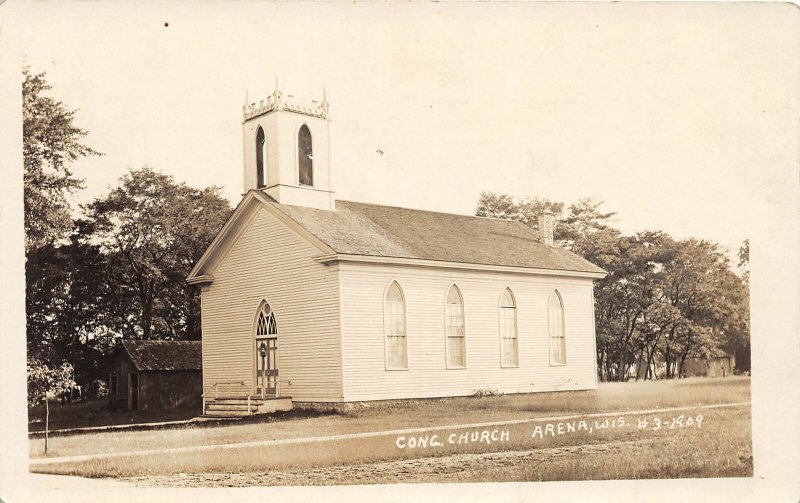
[83,166,232,340]
[23,68,100,252]
[476,191,615,251]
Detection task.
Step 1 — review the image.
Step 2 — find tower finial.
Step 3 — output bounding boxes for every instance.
[321,86,329,117]
[245,88,249,106]
[272,75,282,107]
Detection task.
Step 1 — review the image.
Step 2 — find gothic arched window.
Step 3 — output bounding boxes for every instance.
[256,126,266,188]
[548,290,566,365]
[255,301,278,338]
[499,288,519,367]
[384,281,408,369]
[298,124,313,186]
[445,285,466,368]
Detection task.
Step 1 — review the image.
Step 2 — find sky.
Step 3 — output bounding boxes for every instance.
[7,2,800,262]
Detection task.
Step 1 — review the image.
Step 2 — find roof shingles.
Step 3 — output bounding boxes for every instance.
[120,340,202,371]
[269,197,604,275]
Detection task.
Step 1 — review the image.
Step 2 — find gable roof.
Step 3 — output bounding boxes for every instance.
[267,197,605,275]
[119,340,202,371]
[187,191,605,281]
[186,191,334,282]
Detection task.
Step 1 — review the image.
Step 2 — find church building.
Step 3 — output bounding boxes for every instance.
[186,86,606,416]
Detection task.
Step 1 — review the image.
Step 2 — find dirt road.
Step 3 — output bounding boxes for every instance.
[121,438,660,487]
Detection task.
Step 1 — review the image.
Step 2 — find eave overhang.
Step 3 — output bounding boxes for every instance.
[186,274,214,285]
[313,253,608,279]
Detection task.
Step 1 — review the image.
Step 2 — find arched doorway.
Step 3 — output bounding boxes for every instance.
[254,301,279,397]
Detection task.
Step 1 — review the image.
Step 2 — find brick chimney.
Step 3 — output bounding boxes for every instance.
[538,209,555,245]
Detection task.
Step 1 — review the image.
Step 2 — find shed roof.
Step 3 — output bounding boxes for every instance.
[119,340,202,371]
[268,197,605,274]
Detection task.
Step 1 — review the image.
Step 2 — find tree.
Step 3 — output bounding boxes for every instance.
[559,198,618,254]
[652,239,746,377]
[26,225,121,393]
[738,239,750,286]
[476,192,564,232]
[23,68,100,252]
[726,239,751,372]
[26,236,105,359]
[24,68,105,400]
[84,167,232,340]
[588,231,675,381]
[27,358,76,406]
[476,192,615,252]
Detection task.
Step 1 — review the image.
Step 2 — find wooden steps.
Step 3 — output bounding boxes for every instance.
[203,396,293,417]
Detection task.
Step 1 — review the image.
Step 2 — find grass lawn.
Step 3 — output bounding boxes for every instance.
[28,400,198,433]
[29,377,751,483]
[121,405,752,486]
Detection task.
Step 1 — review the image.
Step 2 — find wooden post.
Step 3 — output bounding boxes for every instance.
[44,394,49,454]
[259,342,267,399]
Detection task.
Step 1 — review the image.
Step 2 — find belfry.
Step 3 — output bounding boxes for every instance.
[241,83,334,210]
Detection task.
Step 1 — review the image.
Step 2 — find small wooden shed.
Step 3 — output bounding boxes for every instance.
[109,340,202,412]
[683,353,736,378]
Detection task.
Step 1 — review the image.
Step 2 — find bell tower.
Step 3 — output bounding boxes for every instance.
[242,83,334,210]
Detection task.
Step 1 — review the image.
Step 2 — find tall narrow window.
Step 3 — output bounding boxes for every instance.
[445,285,466,368]
[549,290,566,365]
[499,288,519,367]
[256,126,266,188]
[298,124,313,186]
[384,281,408,369]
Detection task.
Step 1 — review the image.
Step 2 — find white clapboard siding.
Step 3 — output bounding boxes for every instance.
[339,263,598,401]
[201,207,342,402]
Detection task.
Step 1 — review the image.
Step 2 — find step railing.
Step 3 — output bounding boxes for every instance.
[212,380,247,399]
[203,381,247,416]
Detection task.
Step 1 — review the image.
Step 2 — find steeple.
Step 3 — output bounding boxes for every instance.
[241,85,334,210]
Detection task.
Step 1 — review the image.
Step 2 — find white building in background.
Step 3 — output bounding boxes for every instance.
[186,86,606,416]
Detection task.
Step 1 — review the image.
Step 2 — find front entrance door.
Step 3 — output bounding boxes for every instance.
[256,337,278,397]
